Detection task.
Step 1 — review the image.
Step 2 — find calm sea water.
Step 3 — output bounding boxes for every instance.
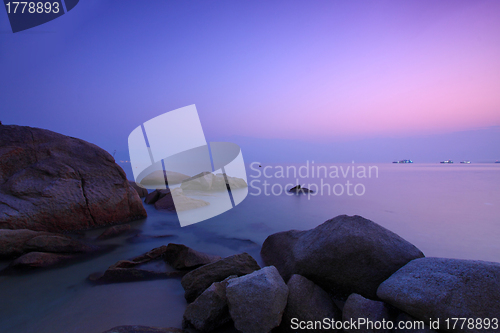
[0,163,499,333]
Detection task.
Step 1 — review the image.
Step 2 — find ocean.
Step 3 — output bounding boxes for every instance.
[0,163,499,333]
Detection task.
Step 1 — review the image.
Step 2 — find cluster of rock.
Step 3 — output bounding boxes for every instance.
[110,215,500,333]
[0,124,147,232]
[89,243,222,284]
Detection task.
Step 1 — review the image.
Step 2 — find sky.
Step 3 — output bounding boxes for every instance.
[1,0,499,164]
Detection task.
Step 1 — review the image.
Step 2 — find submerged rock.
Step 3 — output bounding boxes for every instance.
[163,243,221,270]
[96,224,132,240]
[10,251,75,268]
[181,252,261,302]
[261,215,424,299]
[279,274,342,332]
[0,124,147,232]
[226,266,289,333]
[377,257,500,333]
[153,188,209,212]
[288,185,313,193]
[0,228,103,259]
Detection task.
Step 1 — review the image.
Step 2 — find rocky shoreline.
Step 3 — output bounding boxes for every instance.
[1,124,499,333]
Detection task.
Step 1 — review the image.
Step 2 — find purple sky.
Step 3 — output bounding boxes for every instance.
[1,0,499,163]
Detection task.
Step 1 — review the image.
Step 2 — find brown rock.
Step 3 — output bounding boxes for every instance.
[96,224,132,240]
[129,181,148,198]
[163,243,221,270]
[0,125,147,232]
[10,251,75,268]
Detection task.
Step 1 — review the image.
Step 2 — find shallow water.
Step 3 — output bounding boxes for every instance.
[0,163,499,333]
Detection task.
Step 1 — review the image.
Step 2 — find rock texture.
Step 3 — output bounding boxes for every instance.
[261,215,424,299]
[226,266,289,333]
[163,243,221,270]
[90,245,185,283]
[181,252,261,302]
[10,251,75,268]
[129,181,148,198]
[101,326,185,333]
[153,188,209,212]
[377,257,500,333]
[0,228,102,259]
[182,276,236,332]
[96,224,132,240]
[343,293,394,333]
[279,274,342,332]
[0,124,147,232]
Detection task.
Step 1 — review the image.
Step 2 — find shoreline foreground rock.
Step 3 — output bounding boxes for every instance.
[0,124,147,232]
[260,214,425,299]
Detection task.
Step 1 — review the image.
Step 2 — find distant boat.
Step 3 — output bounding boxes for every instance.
[440,160,453,164]
[460,161,471,164]
[393,159,413,164]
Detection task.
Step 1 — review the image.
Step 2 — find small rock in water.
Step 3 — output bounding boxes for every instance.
[96,224,132,240]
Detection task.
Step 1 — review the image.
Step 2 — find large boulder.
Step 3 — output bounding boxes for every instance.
[0,124,147,232]
[226,266,289,333]
[279,274,342,332]
[0,228,102,259]
[377,257,500,333]
[181,252,261,302]
[182,276,236,332]
[261,215,424,299]
[101,326,185,333]
[342,293,394,333]
[163,243,221,270]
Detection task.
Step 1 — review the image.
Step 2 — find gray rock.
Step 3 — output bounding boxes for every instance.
[182,276,236,332]
[181,252,260,302]
[0,124,147,232]
[377,257,500,333]
[261,215,424,299]
[279,274,342,332]
[226,266,289,333]
[163,243,221,270]
[96,224,132,240]
[343,293,394,333]
[101,326,185,333]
